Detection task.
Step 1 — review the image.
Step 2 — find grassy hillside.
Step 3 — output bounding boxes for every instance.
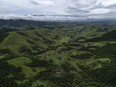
[0,22,116,87]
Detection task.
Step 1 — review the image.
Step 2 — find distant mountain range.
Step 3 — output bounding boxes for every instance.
[1,19,116,35]
[1,19,116,26]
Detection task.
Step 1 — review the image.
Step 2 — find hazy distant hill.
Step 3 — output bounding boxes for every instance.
[1,19,116,35]
[0,19,116,30]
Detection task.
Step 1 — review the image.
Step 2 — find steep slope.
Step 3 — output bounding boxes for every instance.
[0,30,54,54]
[86,29,116,42]
[0,32,32,54]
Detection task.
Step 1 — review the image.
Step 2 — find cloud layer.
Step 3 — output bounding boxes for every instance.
[0,0,116,21]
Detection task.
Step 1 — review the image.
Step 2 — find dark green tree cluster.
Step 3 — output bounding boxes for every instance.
[0,61,25,87]
[81,44,116,86]
[26,58,52,68]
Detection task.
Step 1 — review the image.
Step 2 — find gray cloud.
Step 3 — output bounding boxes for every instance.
[90,3,105,10]
[65,0,105,16]
[66,6,90,15]
[30,1,39,5]
[105,3,116,8]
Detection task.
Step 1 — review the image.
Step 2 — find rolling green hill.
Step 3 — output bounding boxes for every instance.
[0,19,116,35]
[0,21,116,87]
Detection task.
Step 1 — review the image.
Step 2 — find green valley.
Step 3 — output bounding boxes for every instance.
[0,20,116,87]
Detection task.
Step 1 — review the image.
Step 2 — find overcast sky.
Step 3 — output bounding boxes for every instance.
[0,0,116,21]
